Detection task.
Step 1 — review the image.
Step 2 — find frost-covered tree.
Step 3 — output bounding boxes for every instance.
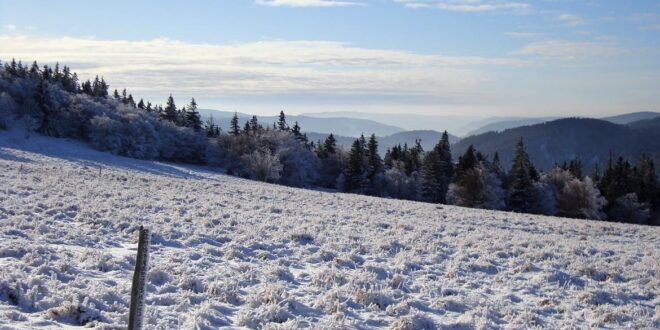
[241,148,283,183]
[556,177,606,220]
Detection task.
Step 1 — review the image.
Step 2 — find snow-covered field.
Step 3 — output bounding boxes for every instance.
[1,130,659,329]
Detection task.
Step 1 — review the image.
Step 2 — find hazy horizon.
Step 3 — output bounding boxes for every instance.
[1,0,659,117]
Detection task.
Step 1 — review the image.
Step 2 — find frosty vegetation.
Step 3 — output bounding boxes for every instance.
[0,133,658,328]
[0,58,659,225]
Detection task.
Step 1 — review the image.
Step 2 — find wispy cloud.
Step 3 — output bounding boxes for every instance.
[0,36,526,102]
[513,40,626,60]
[556,13,585,26]
[505,31,541,38]
[4,24,17,31]
[640,24,660,31]
[395,0,531,14]
[255,0,362,7]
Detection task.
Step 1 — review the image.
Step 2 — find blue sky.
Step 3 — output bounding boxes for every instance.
[1,0,659,117]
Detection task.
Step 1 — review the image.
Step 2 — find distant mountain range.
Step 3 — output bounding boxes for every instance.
[453,117,660,172]
[602,111,660,125]
[301,111,482,136]
[199,108,659,170]
[198,109,405,137]
[462,112,660,136]
[306,130,460,156]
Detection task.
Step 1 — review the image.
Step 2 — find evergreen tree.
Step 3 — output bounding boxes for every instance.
[421,131,454,203]
[121,89,128,104]
[291,121,306,143]
[343,135,368,193]
[205,115,220,137]
[163,94,178,123]
[229,112,240,136]
[249,115,259,133]
[185,98,202,131]
[507,138,538,213]
[113,89,120,100]
[636,154,659,210]
[34,79,53,135]
[127,94,136,108]
[29,61,40,79]
[323,134,337,155]
[137,99,145,110]
[447,145,496,208]
[277,110,288,131]
[366,134,384,194]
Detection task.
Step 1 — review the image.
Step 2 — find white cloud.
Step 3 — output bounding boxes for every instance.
[395,0,531,13]
[0,36,526,102]
[556,13,585,26]
[255,0,362,7]
[513,40,626,60]
[4,24,17,31]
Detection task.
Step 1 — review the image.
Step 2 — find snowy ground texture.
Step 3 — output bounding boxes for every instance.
[0,130,659,329]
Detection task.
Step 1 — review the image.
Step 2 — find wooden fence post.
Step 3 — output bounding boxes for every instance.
[128,226,151,330]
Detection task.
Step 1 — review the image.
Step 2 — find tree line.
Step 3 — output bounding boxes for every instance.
[1,58,658,225]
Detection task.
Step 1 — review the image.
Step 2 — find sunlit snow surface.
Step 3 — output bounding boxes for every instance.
[0,130,659,329]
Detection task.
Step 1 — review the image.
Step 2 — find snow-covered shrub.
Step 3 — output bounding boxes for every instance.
[241,148,283,183]
[384,162,422,200]
[0,92,17,130]
[608,193,650,224]
[557,177,606,220]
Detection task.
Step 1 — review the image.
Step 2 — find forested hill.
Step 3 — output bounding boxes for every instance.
[452,117,660,172]
[306,130,460,155]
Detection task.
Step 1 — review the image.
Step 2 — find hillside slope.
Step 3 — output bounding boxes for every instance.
[0,130,659,329]
[453,118,660,171]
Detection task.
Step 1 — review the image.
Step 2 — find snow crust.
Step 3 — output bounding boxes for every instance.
[1,130,659,329]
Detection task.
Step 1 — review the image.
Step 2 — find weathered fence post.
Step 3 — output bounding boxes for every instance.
[128,226,151,330]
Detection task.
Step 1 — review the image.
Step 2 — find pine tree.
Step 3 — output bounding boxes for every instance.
[421,131,454,203]
[229,112,240,136]
[29,61,40,79]
[185,98,202,131]
[343,135,368,193]
[163,94,178,123]
[121,89,128,104]
[249,115,259,133]
[277,110,288,131]
[637,154,658,209]
[366,134,384,193]
[127,94,136,108]
[507,138,538,212]
[137,99,145,110]
[34,79,53,135]
[205,115,219,137]
[323,134,337,155]
[113,89,120,100]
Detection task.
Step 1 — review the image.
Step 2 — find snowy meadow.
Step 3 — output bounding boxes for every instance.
[0,131,659,329]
